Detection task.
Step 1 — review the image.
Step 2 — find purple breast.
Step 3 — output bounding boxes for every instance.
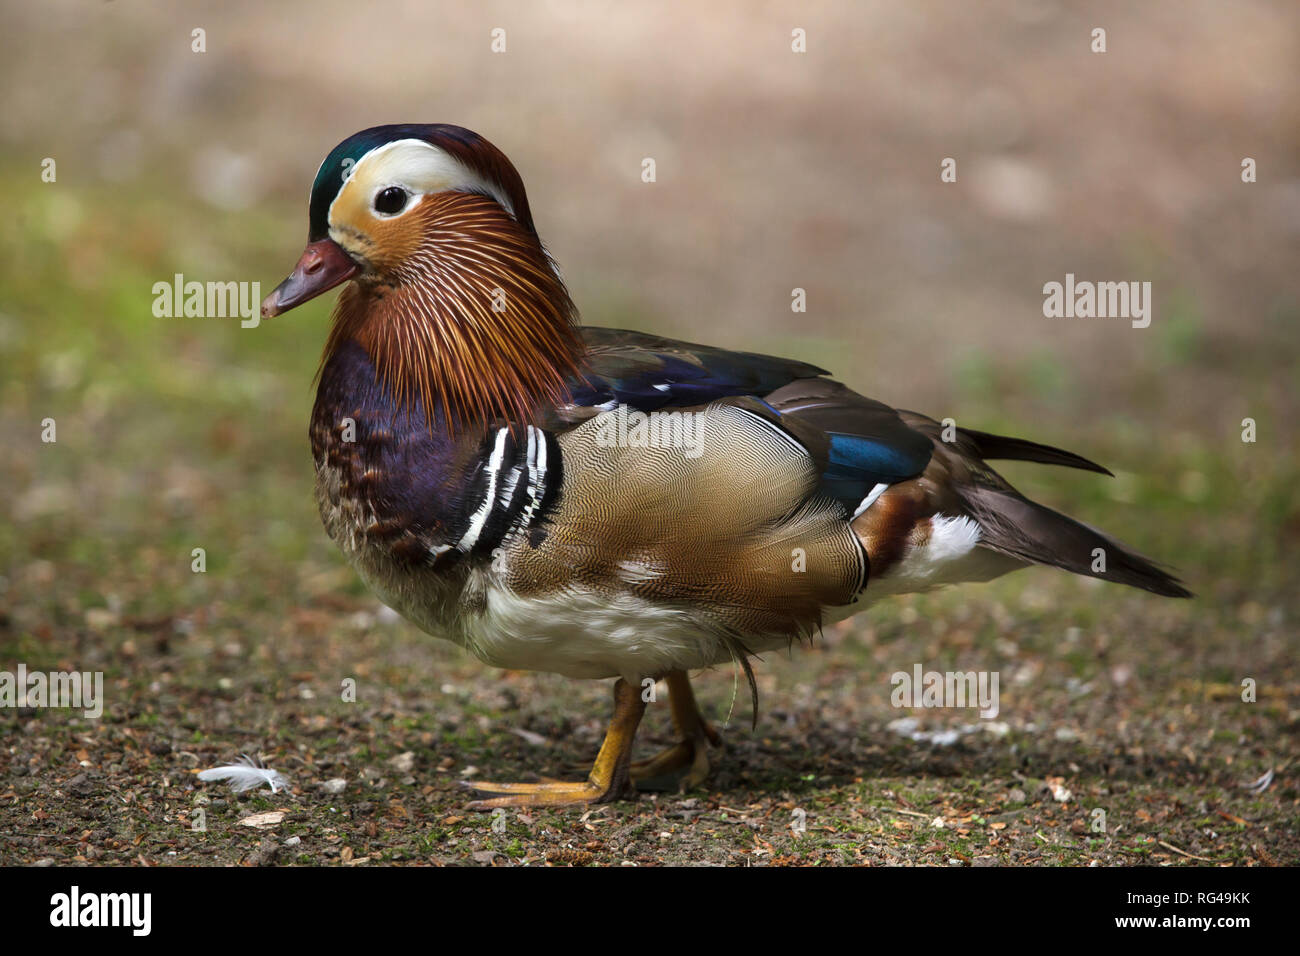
[310,340,486,565]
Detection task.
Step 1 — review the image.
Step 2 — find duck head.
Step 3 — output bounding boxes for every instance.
[262,124,583,428]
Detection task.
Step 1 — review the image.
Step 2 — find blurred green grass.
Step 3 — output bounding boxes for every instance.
[2,168,329,626]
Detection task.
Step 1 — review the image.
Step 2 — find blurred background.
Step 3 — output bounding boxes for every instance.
[5,0,1296,604]
[0,0,1297,864]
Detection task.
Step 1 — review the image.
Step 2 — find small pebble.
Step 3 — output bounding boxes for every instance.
[389,752,415,773]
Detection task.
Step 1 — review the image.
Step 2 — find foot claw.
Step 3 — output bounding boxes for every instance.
[461,777,630,809]
[629,731,720,792]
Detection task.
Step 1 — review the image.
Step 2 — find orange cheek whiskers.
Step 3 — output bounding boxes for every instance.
[319,192,584,436]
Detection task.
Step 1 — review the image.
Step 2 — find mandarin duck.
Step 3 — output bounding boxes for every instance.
[261,124,1190,808]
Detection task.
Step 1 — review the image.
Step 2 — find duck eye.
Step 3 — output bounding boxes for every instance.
[374,186,408,215]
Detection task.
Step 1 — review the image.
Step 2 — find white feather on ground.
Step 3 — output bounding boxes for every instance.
[197,754,290,794]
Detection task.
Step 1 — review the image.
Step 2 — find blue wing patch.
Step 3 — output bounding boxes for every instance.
[819,432,930,511]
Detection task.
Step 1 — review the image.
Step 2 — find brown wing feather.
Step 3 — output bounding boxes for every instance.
[500,403,867,637]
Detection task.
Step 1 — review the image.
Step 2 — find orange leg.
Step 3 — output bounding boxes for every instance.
[464,677,646,809]
[630,670,722,790]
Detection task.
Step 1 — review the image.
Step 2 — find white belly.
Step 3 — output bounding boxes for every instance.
[459,573,743,681]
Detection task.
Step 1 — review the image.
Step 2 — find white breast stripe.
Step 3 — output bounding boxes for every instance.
[533,426,548,493]
[852,482,890,520]
[496,464,522,509]
[456,428,509,552]
[524,424,537,493]
[514,425,549,532]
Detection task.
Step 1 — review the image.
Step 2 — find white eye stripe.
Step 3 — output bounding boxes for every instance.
[332,138,516,229]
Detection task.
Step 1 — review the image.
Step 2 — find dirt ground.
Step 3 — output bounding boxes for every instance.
[1,1,1297,866]
[3,564,1294,867]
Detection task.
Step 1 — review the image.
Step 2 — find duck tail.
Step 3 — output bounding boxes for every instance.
[896,413,1192,598]
[956,427,1114,476]
[956,482,1192,598]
